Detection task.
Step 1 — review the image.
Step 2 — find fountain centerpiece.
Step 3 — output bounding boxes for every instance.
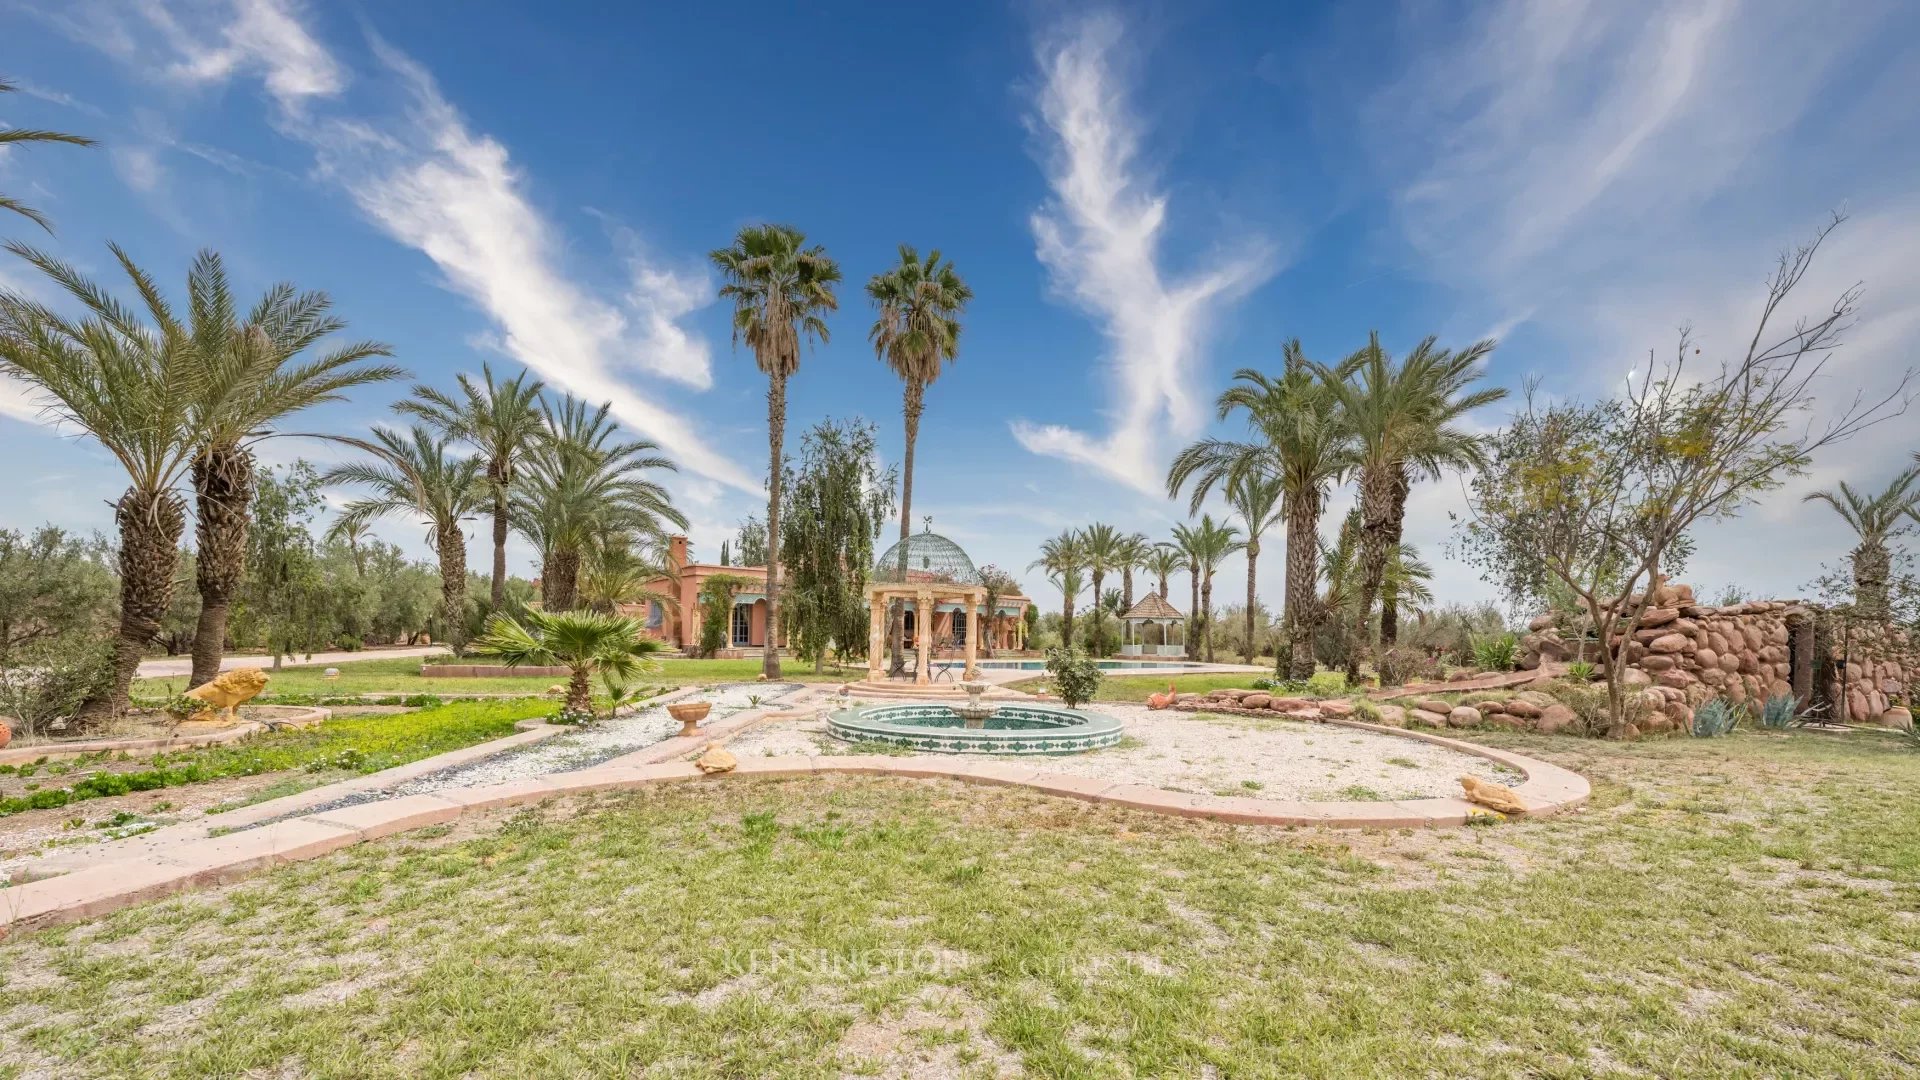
[826,699,1123,755]
[954,680,996,727]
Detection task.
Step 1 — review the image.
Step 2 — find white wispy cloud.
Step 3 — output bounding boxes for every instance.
[1355,0,1920,604]
[291,36,743,487]
[1010,12,1275,494]
[40,0,753,494]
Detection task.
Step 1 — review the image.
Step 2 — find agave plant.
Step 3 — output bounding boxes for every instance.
[476,609,667,721]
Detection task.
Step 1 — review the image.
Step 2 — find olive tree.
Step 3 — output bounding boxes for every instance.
[1456,215,1911,734]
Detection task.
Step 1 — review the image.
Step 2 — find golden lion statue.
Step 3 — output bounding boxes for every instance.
[181,667,270,721]
[1459,775,1528,815]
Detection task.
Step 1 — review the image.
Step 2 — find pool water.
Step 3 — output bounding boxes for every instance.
[827,702,1125,754]
[934,659,1205,672]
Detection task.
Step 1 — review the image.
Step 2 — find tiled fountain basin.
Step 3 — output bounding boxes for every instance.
[827,702,1123,755]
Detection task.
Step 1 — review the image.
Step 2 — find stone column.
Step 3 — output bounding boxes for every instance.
[964,601,980,680]
[915,591,934,685]
[867,594,884,683]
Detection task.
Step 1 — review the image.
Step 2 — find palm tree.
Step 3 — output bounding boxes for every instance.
[1113,532,1151,613]
[0,79,94,231]
[1224,474,1284,664]
[868,244,971,673]
[711,224,841,679]
[477,609,667,719]
[1172,343,1353,678]
[1316,333,1502,682]
[512,395,685,613]
[1181,514,1244,664]
[1804,465,1920,615]
[396,364,545,613]
[1170,523,1204,660]
[0,243,202,717]
[1030,530,1088,650]
[1317,508,1433,676]
[323,425,486,653]
[1143,543,1183,602]
[183,252,403,687]
[1078,522,1125,657]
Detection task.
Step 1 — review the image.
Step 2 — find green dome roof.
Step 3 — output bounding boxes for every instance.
[872,528,979,585]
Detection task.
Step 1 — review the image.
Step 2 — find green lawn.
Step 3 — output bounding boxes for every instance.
[4,729,1915,1076]
[133,656,861,700]
[1,699,556,818]
[1010,669,1348,703]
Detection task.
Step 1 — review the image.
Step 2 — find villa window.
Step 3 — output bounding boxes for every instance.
[731,604,751,646]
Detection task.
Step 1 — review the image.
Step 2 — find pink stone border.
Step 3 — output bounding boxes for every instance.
[0,708,1585,938]
[0,706,330,766]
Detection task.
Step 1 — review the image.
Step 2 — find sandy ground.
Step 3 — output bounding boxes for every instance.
[726,702,1521,801]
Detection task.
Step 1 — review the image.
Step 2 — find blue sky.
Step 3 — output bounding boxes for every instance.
[3,0,1918,615]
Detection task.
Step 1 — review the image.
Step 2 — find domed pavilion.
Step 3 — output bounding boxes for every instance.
[865,524,1026,684]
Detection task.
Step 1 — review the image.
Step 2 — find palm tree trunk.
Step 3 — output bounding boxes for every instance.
[1243,536,1259,664]
[1202,572,1216,663]
[1283,497,1319,680]
[1350,464,1395,685]
[490,479,509,612]
[565,666,593,718]
[1378,468,1410,650]
[82,488,186,721]
[763,372,786,679]
[1157,572,1169,599]
[188,444,256,689]
[1089,571,1105,656]
[1062,594,1075,650]
[1122,568,1135,613]
[1187,563,1200,660]
[547,547,579,613]
[1854,542,1890,616]
[889,380,923,675]
[438,527,469,655]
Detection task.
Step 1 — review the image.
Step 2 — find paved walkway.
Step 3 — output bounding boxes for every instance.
[136,645,450,680]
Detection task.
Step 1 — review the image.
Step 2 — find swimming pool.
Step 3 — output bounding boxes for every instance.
[933,659,1208,673]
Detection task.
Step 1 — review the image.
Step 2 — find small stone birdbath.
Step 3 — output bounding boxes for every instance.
[667,701,711,738]
[955,680,997,729]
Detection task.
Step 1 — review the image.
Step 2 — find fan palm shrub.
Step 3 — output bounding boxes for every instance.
[0,243,204,719]
[477,609,666,722]
[711,224,841,679]
[396,364,546,612]
[323,426,486,653]
[182,252,402,687]
[868,245,969,673]
[1802,466,1920,616]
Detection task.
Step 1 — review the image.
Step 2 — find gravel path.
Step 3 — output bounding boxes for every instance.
[727,702,1521,801]
[249,683,799,827]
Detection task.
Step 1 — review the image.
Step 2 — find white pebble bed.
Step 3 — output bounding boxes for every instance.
[388,683,795,795]
[726,702,1520,802]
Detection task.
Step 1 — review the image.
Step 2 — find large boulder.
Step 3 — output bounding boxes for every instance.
[1503,699,1542,720]
[1371,704,1407,726]
[1318,699,1355,718]
[1416,697,1454,715]
[1528,614,1558,631]
[1408,708,1447,728]
[1269,696,1313,712]
[1648,633,1691,654]
[1447,706,1483,729]
[1536,703,1577,735]
[1639,607,1679,628]
[1240,693,1272,709]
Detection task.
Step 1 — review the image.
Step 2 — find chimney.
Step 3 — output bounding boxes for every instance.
[668,534,689,571]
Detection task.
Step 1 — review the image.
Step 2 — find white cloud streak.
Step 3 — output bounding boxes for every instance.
[1011,13,1275,494]
[39,0,753,493]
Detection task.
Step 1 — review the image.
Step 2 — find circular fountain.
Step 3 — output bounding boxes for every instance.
[827,683,1124,755]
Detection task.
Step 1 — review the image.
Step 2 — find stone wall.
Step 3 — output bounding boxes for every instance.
[1521,579,1913,727]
